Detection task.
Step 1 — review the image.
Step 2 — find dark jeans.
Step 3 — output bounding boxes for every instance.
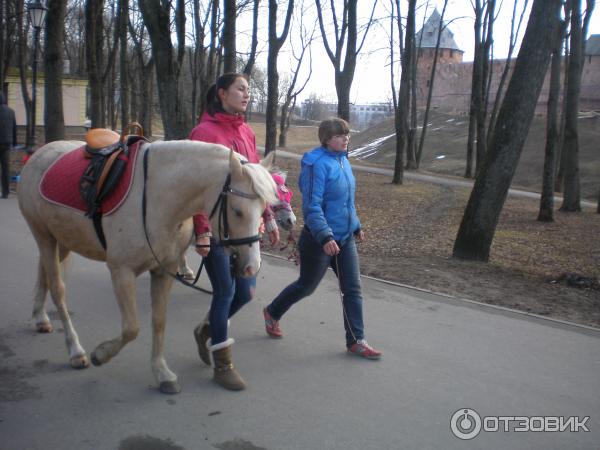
[267,227,365,347]
[0,144,9,198]
[204,241,256,345]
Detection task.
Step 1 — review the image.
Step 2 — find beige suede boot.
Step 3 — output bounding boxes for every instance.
[193,320,211,366]
[209,338,246,391]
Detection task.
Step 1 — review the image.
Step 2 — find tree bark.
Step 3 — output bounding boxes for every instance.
[487,0,529,148]
[44,0,66,143]
[392,0,415,185]
[139,0,190,139]
[118,0,129,131]
[465,0,483,179]
[453,0,561,262]
[222,0,236,73]
[85,0,105,127]
[16,0,34,145]
[0,0,18,87]
[264,0,294,155]
[538,23,564,222]
[242,0,260,76]
[279,11,313,148]
[560,0,593,212]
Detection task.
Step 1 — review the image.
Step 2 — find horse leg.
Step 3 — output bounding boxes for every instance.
[37,238,88,369]
[177,254,194,280]
[32,243,71,333]
[91,267,139,366]
[150,268,180,394]
[32,259,52,333]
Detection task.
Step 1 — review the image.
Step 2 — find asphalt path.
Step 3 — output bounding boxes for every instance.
[1,196,599,450]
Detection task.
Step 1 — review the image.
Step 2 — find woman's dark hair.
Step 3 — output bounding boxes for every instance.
[318,117,350,146]
[205,72,249,116]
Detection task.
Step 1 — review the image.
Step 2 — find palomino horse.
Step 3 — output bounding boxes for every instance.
[17,139,277,394]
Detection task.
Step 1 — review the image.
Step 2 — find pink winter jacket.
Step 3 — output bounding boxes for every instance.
[189,112,274,235]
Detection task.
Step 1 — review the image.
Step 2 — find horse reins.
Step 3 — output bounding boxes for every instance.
[141,146,261,293]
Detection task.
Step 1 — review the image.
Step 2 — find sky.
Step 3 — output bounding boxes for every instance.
[236,0,600,105]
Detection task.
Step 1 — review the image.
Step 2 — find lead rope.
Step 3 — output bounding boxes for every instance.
[334,253,358,345]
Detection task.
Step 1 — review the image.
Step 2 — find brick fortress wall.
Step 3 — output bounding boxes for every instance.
[416,48,600,114]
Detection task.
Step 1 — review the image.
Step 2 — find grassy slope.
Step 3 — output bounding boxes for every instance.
[349,110,600,201]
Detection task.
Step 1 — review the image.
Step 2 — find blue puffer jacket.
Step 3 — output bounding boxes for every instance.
[299,146,361,245]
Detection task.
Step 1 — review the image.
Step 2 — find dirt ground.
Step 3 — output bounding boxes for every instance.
[262,157,600,329]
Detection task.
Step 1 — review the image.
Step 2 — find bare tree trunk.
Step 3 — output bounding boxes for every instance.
[279,9,313,148]
[487,0,529,147]
[118,0,129,131]
[465,1,483,179]
[264,0,294,155]
[453,0,561,262]
[222,0,236,73]
[16,0,33,146]
[391,0,415,185]
[315,0,376,123]
[538,23,564,222]
[85,0,104,127]
[139,0,190,139]
[242,0,260,76]
[560,0,594,212]
[44,0,66,143]
[475,0,495,172]
[0,0,18,87]
[555,34,570,192]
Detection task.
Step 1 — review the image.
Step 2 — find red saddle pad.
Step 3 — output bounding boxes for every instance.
[39,141,143,216]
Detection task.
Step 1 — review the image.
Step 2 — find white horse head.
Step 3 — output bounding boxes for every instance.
[223,150,278,276]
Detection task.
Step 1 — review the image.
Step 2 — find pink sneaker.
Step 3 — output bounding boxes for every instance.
[347,340,382,360]
[263,307,283,338]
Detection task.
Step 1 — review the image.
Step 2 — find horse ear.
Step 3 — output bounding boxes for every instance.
[261,151,275,170]
[229,149,244,179]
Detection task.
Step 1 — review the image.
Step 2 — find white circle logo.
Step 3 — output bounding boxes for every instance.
[450,408,482,440]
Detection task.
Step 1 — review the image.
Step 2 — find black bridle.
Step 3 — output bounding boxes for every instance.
[141,146,262,292]
[207,173,261,247]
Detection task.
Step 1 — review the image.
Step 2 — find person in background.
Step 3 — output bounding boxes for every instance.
[0,93,17,199]
[189,73,280,390]
[262,118,382,360]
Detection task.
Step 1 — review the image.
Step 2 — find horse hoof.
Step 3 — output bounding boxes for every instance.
[36,322,53,333]
[70,354,90,369]
[159,381,181,395]
[90,352,103,366]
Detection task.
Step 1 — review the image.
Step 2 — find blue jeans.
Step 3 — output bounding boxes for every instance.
[267,227,365,347]
[204,242,256,345]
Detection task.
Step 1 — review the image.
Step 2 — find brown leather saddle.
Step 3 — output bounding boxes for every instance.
[79,122,146,248]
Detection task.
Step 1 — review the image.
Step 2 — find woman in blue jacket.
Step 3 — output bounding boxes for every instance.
[263,118,381,359]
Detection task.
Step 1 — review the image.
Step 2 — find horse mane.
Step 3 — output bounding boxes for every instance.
[149,140,277,205]
[241,162,278,205]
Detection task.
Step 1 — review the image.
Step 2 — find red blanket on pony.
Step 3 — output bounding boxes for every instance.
[39,141,143,216]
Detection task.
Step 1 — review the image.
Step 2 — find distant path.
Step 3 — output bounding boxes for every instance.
[271,148,597,209]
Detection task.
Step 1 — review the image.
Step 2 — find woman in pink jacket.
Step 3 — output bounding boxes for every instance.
[189,73,279,391]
